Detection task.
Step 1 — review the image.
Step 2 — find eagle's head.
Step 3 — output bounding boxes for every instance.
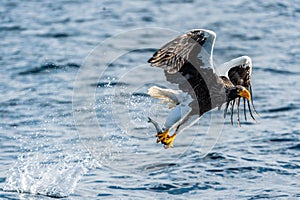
[227,85,250,102]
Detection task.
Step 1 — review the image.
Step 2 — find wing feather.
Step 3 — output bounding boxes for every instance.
[221,56,252,88]
[148,29,225,115]
[148,29,216,73]
[221,56,258,119]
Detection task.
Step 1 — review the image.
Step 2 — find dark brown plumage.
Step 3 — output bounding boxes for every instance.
[147,29,257,148]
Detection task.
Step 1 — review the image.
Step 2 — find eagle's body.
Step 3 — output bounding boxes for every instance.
[147,29,257,148]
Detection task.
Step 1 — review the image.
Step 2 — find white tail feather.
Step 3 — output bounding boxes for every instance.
[148,86,182,108]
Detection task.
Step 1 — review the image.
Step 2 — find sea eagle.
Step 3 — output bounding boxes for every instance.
[147,29,257,148]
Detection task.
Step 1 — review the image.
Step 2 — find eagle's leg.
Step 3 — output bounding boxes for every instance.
[148,117,176,148]
[160,112,198,149]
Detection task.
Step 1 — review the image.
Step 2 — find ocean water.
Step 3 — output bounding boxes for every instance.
[1,0,300,199]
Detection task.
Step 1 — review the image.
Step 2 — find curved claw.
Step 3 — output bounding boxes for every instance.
[162,133,177,149]
[156,129,169,143]
[156,129,176,148]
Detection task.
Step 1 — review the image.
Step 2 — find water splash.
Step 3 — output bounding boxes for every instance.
[3,152,89,198]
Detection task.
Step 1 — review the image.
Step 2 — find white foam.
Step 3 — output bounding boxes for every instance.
[3,152,89,198]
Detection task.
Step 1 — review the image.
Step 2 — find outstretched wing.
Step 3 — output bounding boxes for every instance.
[148,29,216,73]
[221,56,257,123]
[223,56,252,88]
[148,29,224,115]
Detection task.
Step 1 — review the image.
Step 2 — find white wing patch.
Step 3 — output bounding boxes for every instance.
[192,29,216,69]
[219,56,252,77]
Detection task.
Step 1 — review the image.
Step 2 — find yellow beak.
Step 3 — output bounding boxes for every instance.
[238,88,251,100]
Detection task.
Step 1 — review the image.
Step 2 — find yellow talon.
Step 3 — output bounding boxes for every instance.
[156,129,169,143]
[155,129,177,148]
[163,133,177,149]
